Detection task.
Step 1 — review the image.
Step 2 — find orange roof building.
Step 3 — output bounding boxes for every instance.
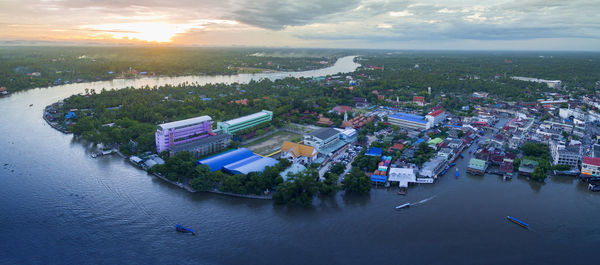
[281,141,318,164]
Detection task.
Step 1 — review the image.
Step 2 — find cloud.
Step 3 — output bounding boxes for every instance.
[229,0,362,30]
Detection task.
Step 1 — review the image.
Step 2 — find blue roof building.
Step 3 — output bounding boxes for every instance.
[365,147,383,157]
[388,112,432,130]
[197,148,278,175]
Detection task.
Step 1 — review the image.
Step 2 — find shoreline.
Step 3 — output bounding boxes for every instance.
[42,105,272,200]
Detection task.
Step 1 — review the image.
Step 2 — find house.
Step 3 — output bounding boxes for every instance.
[316,115,334,126]
[467,158,487,175]
[419,157,446,178]
[387,143,404,153]
[518,159,538,176]
[437,148,454,160]
[0,87,7,95]
[332,105,353,115]
[280,141,318,165]
[413,96,425,106]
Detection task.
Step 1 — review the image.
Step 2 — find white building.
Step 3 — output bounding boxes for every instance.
[425,109,447,127]
[549,141,581,167]
[388,167,417,188]
[388,112,432,131]
[419,157,446,178]
[303,127,341,153]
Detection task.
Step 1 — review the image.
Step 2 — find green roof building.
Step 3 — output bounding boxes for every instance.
[467,158,488,175]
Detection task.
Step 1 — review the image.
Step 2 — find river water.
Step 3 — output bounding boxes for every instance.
[0,56,598,265]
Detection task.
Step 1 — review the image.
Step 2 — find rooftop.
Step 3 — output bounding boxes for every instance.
[583,156,600,167]
[427,109,445,117]
[389,112,428,124]
[222,110,270,126]
[158,115,212,131]
[308,127,340,140]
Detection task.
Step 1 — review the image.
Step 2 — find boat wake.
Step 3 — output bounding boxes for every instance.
[412,195,436,205]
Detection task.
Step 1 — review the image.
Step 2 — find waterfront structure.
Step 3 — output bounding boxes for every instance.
[217,110,273,135]
[280,141,317,165]
[581,156,600,177]
[467,158,488,175]
[155,115,213,153]
[388,112,432,131]
[198,148,278,174]
[549,141,581,167]
[425,109,447,127]
[419,157,446,178]
[518,159,539,176]
[388,166,417,188]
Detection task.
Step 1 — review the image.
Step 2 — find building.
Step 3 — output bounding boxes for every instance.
[472,92,489,98]
[419,157,446,178]
[155,115,213,153]
[425,109,447,127]
[217,110,273,135]
[171,132,231,158]
[198,148,278,174]
[388,112,431,131]
[413,96,426,106]
[303,127,343,155]
[581,156,600,178]
[388,166,417,188]
[280,141,318,165]
[549,141,581,167]
[467,158,488,175]
[332,105,352,115]
[518,159,539,176]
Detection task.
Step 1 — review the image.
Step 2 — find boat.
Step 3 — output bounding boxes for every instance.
[448,163,456,167]
[459,154,464,159]
[29,104,33,107]
[395,203,410,209]
[398,187,407,195]
[175,224,195,235]
[455,169,459,177]
[506,216,529,229]
[441,169,447,175]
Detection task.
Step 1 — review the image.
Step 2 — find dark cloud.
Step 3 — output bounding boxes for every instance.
[230,0,362,30]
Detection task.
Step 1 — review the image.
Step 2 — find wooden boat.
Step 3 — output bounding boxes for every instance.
[398,187,407,195]
[395,203,410,209]
[506,216,529,229]
[175,224,195,235]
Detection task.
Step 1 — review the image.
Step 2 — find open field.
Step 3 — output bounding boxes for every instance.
[243,131,301,156]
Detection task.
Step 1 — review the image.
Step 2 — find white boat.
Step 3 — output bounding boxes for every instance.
[395,203,410,210]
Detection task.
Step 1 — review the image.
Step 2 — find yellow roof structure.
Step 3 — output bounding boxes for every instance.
[281,141,317,158]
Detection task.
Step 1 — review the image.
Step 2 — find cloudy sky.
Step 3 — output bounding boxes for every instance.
[1,0,599,50]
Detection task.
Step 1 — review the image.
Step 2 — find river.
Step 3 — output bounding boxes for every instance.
[0,56,598,265]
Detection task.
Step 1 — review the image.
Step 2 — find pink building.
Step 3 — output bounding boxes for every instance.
[155,116,213,153]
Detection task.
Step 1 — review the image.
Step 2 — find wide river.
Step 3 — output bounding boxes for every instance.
[1,56,598,265]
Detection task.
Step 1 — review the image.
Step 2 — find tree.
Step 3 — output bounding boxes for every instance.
[273,169,319,206]
[330,163,346,175]
[319,172,340,196]
[343,168,371,194]
[531,166,547,182]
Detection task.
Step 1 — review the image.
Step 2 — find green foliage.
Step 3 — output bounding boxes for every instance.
[319,172,340,196]
[329,163,346,175]
[410,142,435,167]
[531,166,548,182]
[273,169,319,206]
[152,151,198,181]
[352,153,380,172]
[343,168,371,195]
[522,142,550,160]
[552,164,571,171]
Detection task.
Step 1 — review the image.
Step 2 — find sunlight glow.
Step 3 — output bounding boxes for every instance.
[84,20,237,43]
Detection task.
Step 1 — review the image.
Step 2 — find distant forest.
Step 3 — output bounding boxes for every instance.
[0,46,348,92]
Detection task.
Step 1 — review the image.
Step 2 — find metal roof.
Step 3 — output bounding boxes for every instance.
[308,127,340,140]
[158,115,212,131]
[388,112,428,124]
[222,111,269,126]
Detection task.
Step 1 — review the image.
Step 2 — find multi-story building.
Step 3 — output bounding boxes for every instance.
[419,157,446,178]
[581,156,600,177]
[155,115,213,153]
[388,112,432,131]
[549,141,581,167]
[217,110,273,135]
[303,128,341,153]
[171,133,231,158]
[425,109,447,127]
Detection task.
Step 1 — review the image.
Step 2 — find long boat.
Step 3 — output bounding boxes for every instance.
[395,203,410,210]
[455,169,459,177]
[506,216,529,229]
[448,162,456,168]
[175,224,196,235]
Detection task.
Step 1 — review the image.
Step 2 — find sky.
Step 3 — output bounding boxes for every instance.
[1,0,599,50]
